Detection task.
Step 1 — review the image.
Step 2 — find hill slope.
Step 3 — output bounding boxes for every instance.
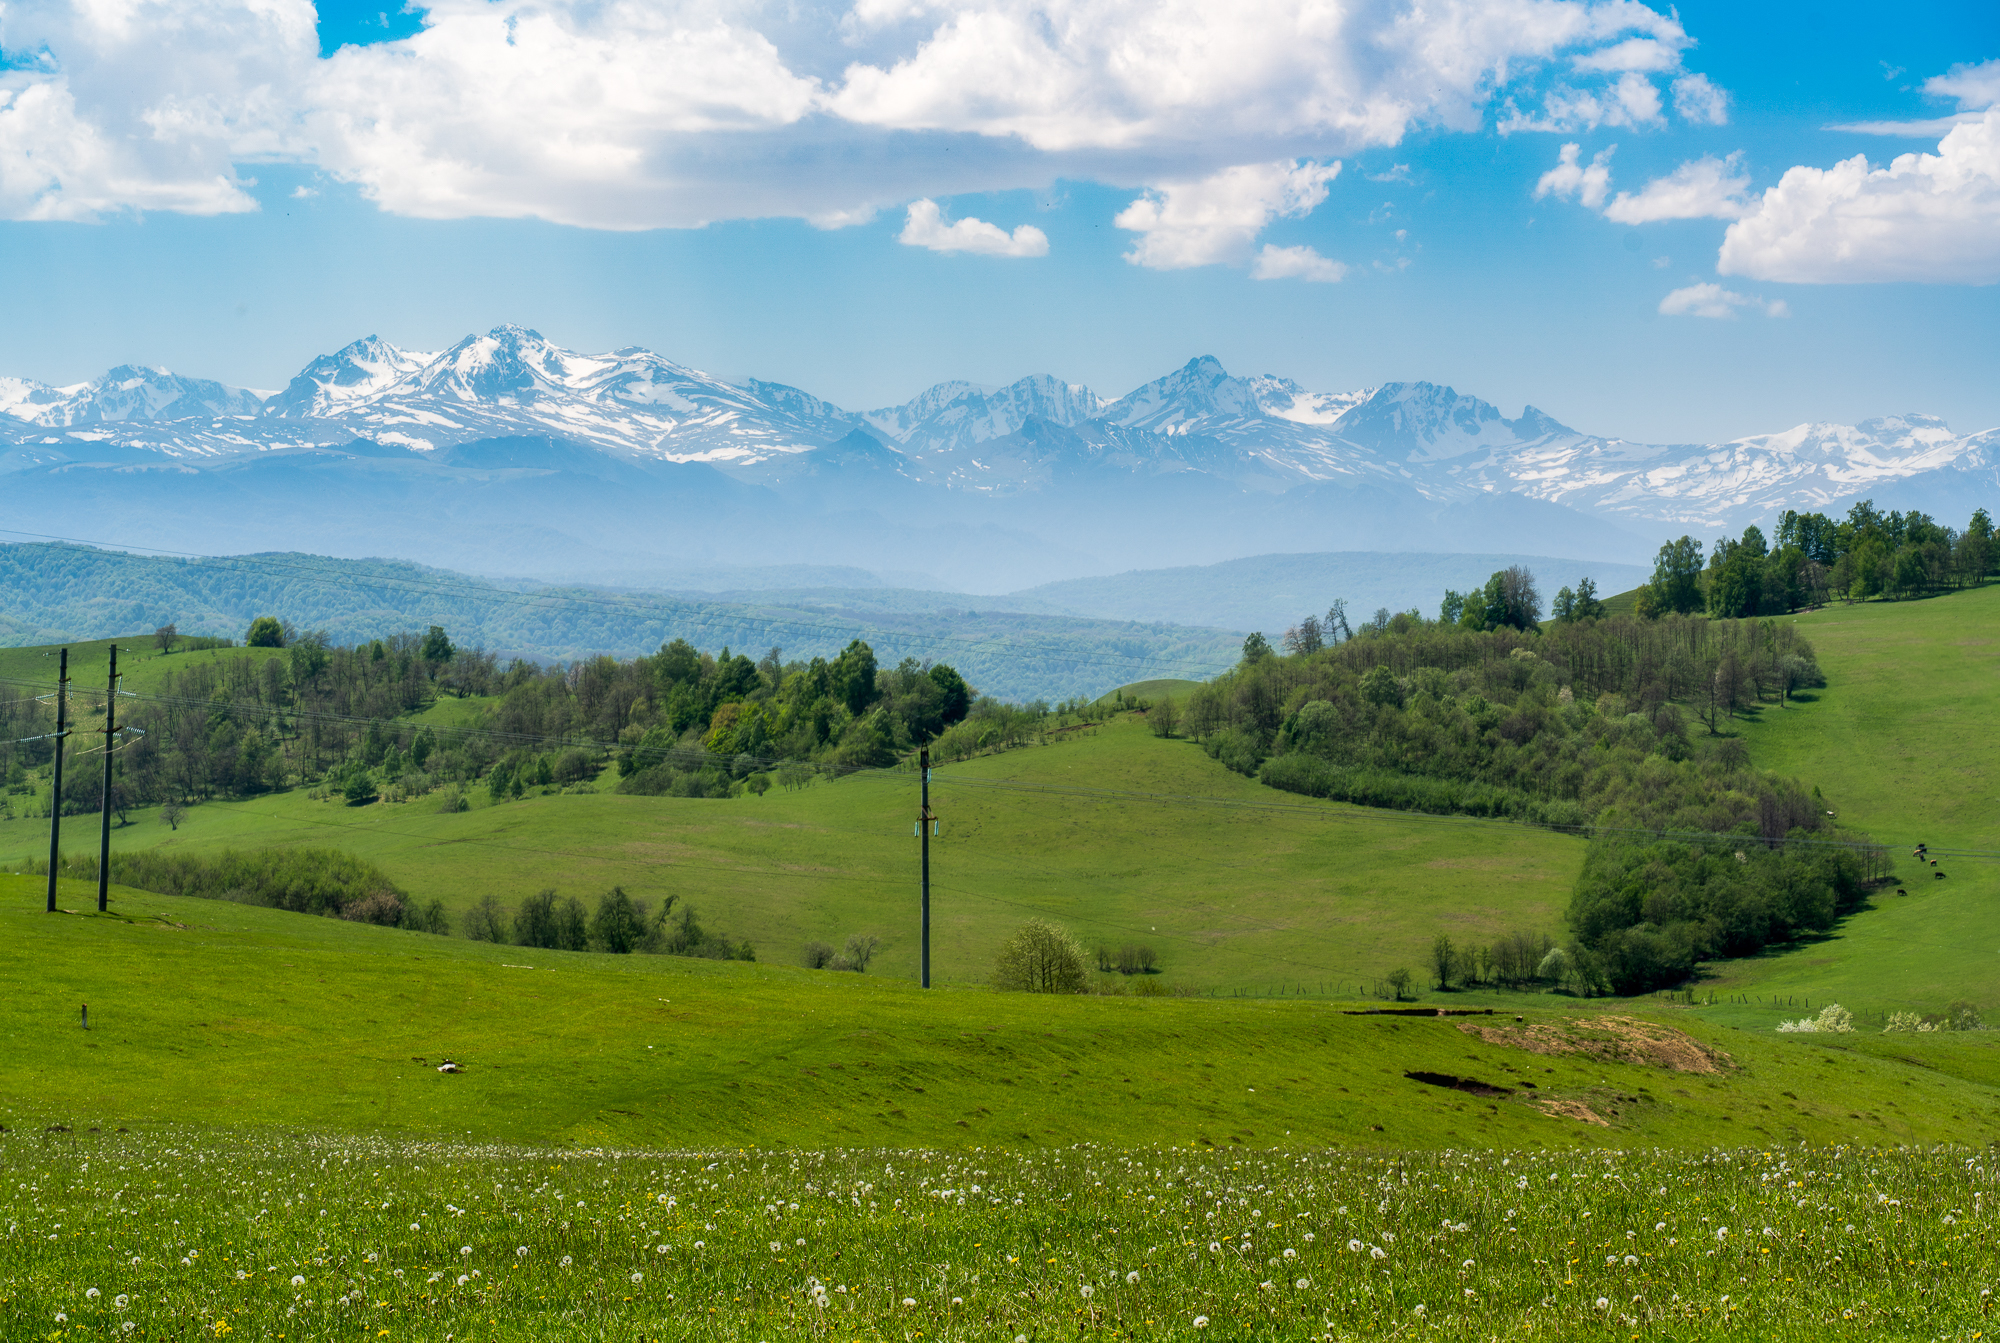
[8,874,1997,1151]
[1691,582,2000,1026]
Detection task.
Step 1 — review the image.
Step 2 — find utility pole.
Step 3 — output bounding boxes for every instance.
[97,645,117,913]
[45,648,68,914]
[919,746,934,989]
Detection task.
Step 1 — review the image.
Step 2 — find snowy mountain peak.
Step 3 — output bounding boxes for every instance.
[0,364,264,426]
[1101,355,1262,430]
[866,373,1106,454]
[264,335,435,417]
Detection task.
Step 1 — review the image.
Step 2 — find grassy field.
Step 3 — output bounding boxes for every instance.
[5,1129,1994,1343]
[1,715,1585,996]
[8,873,2000,1152]
[6,603,2000,1339]
[1686,583,2000,1029]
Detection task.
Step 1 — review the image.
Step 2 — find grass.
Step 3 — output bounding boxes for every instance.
[1099,678,1206,705]
[4,1132,1995,1343]
[8,874,2000,1152]
[1687,583,2000,1028]
[1,715,1585,996]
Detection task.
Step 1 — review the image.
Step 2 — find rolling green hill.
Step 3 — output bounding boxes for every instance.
[1,713,1582,995]
[9,873,1997,1152]
[1684,581,2000,1028]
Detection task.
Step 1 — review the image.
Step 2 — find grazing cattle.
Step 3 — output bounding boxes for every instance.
[1934,871,1946,880]
[1930,859,1938,867]
[1896,888,1907,896]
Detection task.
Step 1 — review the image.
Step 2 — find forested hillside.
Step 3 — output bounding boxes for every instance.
[0,542,1236,702]
[1179,599,1883,993]
[0,620,1117,830]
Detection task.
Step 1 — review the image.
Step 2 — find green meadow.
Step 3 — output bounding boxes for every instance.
[6,591,2000,1340]
[1685,582,2000,1030]
[1,713,1585,997]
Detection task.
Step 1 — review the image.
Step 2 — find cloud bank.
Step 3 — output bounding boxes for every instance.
[1719,108,2000,284]
[0,0,1724,230]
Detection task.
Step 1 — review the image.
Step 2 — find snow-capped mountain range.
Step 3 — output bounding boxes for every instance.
[5,324,1990,535]
[1,325,1993,593]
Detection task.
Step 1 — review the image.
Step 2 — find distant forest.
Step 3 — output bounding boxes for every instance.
[0,543,1236,703]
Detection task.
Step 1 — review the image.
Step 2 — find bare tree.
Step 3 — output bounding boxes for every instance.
[153,624,177,654]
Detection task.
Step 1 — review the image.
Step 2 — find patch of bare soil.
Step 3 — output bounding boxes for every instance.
[1533,1097,1610,1126]
[1456,1015,1732,1075]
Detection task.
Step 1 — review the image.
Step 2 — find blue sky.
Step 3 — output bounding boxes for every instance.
[0,0,1994,442]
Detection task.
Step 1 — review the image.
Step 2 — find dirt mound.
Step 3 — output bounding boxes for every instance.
[1457,1015,1731,1075]
[1532,1097,1610,1126]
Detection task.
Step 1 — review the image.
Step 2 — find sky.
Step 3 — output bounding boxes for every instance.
[0,0,1995,443]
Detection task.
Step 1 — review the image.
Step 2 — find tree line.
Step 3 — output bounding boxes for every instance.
[1639,501,1993,619]
[5,620,1008,821]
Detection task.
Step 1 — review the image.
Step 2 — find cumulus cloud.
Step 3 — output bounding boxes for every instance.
[897,198,1048,255]
[1501,70,1665,133]
[1658,283,1787,318]
[1718,108,2000,284]
[1249,244,1347,282]
[0,0,1735,231]
[1115,160,1339,270]
[1924,58,2000,111]
[0,0,307,221]
[1671,73,1729,125]
[1603,153,1749,222]
[1534,143,1615,209]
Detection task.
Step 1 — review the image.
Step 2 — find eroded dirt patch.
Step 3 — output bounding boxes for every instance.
[1533,1097,1610,1126]
[1457,1015,1732,1074]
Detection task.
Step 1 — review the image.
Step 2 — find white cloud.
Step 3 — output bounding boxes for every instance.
[1827,60,1998,136]
[1572,37,1683,74]
[897,198,1048,256]
[0,0,307,221]
[1249,244,1346,282]
[1671,72,1729,125]
[290,185,318,199]
[1534,142,1615,209]
[1658,283,1786,318]
[0,0,1731,231]
[1925,58,2000,111]
[1825,113,1985,137]
[1603,153,1749,222]
[1501,70,1670,133]
[1115,160,1339,270]
[1368,163,1412,183]
[1718,107,2000,284]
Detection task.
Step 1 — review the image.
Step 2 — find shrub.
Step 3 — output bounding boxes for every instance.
[1777,1003,1854,1034]
[993,919,1088,994]
[803,940,837,969]
[341,891,405,926]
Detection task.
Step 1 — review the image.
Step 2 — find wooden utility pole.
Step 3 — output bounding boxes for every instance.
[97,645,117,912]
[919,747,934,989]
[45,648,68,914]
